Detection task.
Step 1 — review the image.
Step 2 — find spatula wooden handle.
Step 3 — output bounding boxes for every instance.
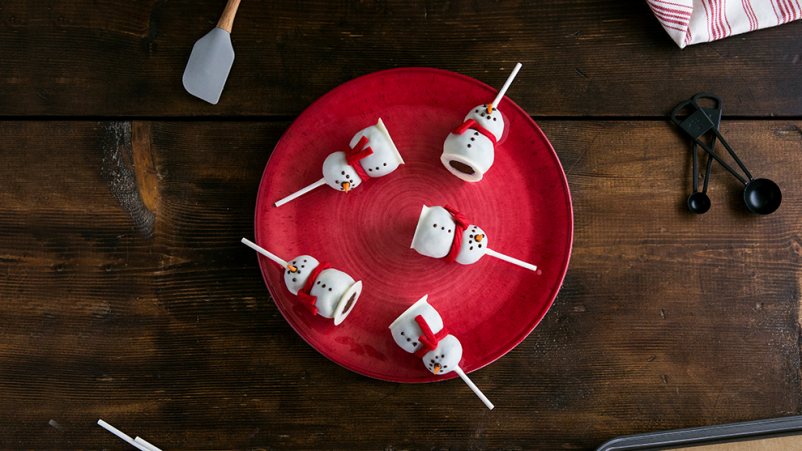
[217,0,241,32]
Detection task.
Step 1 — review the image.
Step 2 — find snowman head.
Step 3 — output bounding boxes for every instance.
[322,151,363,192]
[283,255,319,295]
[410,205,457,259]
[351,118,404,178]
[389,295,444,354]
[464,104,505,142]
[455,224,488,265]
[422,334,463,375]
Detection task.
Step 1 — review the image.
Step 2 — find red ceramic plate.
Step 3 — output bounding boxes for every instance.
[254,68,572,383]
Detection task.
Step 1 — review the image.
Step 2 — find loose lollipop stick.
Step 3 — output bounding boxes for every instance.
[486,248,537,272]
[454,367,494,410]
[97,419,152,451]
[274,178,327,207]
[241,238,295,271]
[135,437,162,451]
[490,62,523,110]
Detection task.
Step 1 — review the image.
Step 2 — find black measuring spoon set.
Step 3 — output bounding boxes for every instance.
[671,93,782,215]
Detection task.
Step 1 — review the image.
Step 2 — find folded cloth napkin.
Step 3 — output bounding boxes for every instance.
[647,0,802,48]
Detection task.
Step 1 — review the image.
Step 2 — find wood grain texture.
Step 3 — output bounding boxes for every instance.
[0,120,799,449]
[0,1,801,117]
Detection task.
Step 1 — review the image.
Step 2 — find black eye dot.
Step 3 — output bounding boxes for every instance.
[345,174,350,179]
[400,331,404,336]
[304,259,307,262]
[474,132,479,136]
[328,288,332,291]
[407,338,411,342]
[474,109,479,113]
[441,354,445,358]
[430,360,434,363]
[341,171,345,175]
[292,261,296,264]
[467,144,471,148]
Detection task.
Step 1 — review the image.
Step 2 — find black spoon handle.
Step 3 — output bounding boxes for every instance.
[693,137,749,185]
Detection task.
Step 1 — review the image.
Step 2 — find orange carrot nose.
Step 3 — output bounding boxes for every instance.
[287,265,298,273]
[433,363,441,374]
[475,234,485,242]
[342,181,351,192]
[485,103,493,114]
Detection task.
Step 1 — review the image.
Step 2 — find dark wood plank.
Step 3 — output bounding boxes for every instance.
[0,1,801,117]
[0,120,799,449]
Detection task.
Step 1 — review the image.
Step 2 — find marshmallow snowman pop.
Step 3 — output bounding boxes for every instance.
[441,63,523,182]
[411,205,538,272]
[241,238,362,325]
[389,295,494,410]
[274,119,404,207]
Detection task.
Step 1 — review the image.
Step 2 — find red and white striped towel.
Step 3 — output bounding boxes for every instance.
[647,0,802,48]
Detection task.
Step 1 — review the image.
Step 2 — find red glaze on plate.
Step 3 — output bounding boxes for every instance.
[254,68,573,383]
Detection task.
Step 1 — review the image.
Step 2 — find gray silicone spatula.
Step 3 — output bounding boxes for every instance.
[182,0,241,104]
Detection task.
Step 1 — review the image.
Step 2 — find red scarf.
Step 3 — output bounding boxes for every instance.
[296,262,332,315]
[414,314,450,358]
[453,119,497,145]
[443,205,470,263]
[344,135,374,180]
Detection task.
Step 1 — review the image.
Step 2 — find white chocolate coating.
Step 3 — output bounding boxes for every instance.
[421,334,463,375]
[283,254,361,325]
[440,105,505,183]
[309,269,362,324]
[283,255,320,295]
[455,224,488,265]
[350,118,404,178]
[322,151,363,191]
[410,205,456,259]
[410,205,488,265]
[464,104,504,141]
[388,295,444,354]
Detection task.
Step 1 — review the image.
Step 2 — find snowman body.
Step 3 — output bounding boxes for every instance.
[283,254,361,325]
[389,295,444,354]
[410,205,489,265]
[351,118,404,178]
[422,334,463,375]
[441,105,506,183]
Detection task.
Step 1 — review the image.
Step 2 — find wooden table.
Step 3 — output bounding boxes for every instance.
[1,1,800,449]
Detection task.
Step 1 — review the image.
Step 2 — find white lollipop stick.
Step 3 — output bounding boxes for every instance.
[274,178,326,207]
[490,62,523,109]
[486,248,537,272]
[454,367,494,410]
[135,436,162,451]
[97,419,152,451]
[241,238,293,270]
